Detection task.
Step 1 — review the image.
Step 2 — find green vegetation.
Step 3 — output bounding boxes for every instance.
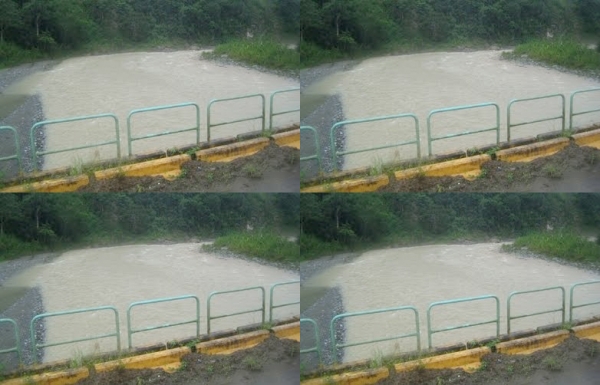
[504,232,600,262]
[206,39,299,71]
[0,193,299,262]
[0,0,299,69]
[208,231,300,263]
[301,0,600,66]
[507,39,600,70]
[301,194,600,259]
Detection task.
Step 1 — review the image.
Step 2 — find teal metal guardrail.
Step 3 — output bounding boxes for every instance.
[330,306,420,363]
[507,286,565,334]
[569,280,600,323]
[207,94,266,142]
[30,306,120,363]
[270,89,300,130]
[126,103,200,156]
[207,286,266,334]
[427,295,500,349]
[269,281,300,323]
[0,318,21,364]
[127,295,200,349]
[0,126,21,172]
[30,114,120,171]
[570,88,600,130]
[300,126,321,171]
[330,114,420,171]
[427,103,500,157]
[300,318,322,364]
[507,94,565,142]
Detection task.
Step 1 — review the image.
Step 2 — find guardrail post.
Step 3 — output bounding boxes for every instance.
[270,88,300,130]
[570,88,600,130]
[207,286,266,335]
[269,281,300,323]
[207,94,266,143]
[0,126,22,173]
[0,318,22,364]
[569,280,600,323]
[300,318,322,364]
[507,286,565,335]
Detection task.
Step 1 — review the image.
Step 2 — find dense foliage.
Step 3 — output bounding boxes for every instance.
[0,0,299,66]
[301,0,600,62]
[0,193,299,260]
[300,194,600,257]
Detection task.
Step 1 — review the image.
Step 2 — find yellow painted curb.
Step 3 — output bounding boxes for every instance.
[395,155,491,181]
[273,130,300,149]
[395,347,490,374]
[273,322,300,342]
[95,154,191,181]
[0,176,89,193]
[573,129,600,150]
[196,330,270,355]
[0,368,88,385]
[496,137,570,163]
[301,175,389,193]
[301,368,389,385]
[196,138,270,162]
[573,321,600,342]
[95,347,191,374]
[496,330,569,355]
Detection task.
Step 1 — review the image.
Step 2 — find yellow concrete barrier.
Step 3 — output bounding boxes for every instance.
[301,175,389,193]
[273,130,300,149]
[395,347,491,374]
[196,137,270,162]
[573,321,600,342]
[0,176,89,193]
[496,137,570,163]
[95,347,191,374]
[0,368,89,385]
[196,330,270,355]
[273,322,300,342]
[95,154,191,181]
[573,129,600,150]
[495,330,570,355]
[395,155,491,181]
[301,368,389,385]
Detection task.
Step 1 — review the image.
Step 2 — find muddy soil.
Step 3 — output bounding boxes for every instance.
[76,335,299,385]
[79,143,299,193]
[381,142,600,192]
[379,335,600,385]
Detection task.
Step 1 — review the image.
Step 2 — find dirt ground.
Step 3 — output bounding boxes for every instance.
[379,335,600,385]
[76,335,299,385]
[79,143,299,193]
[381,142,600,192]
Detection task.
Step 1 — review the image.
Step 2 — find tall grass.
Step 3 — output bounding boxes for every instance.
[0,233,43,261]
[511,39,600,70]
[506,232,600,263]
[210,38,299,70]
[0,41,44,69]
[210,231,299,263]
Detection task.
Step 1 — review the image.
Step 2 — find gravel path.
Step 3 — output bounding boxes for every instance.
[0,254,58,371]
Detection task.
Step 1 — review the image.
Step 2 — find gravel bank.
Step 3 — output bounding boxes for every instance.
[300,253,361,370]
[0,61,55,178]
[0,254,58,371]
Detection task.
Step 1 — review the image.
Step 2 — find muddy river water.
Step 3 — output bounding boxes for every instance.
[302,50,600,171]
[301,243,600,363]
[1,243,299,363]
[2,50,299,170]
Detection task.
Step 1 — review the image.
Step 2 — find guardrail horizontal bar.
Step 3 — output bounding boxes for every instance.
[37,140,118,156]
[131,320,198,334]
[38,332,118,349]
[430,127,498,141]
[210,308,262,320]
[338,139,418,157]
[510,115,564,128]
[300,347,318,354]
[130,127,198,142]
[338,332,419,349]
[0,155,18,162]
[129,103,198,113]
[272,108,301,116]
[431,319,497,334]
[572,300,600,309]
[572,108,600,117]
[0,347,18,354]
[209,115,264,128]
[272,300,300,309]
[510,308,563,321]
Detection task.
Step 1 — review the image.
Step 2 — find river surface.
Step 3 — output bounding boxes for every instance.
[302,50,600,171]
[2,50,299,170]
[1,243,299,363]
[301,242,600,363]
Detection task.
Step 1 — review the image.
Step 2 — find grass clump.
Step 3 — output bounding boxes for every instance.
[210,231,299,262]
[506,231,600,263]
[209,39,299,70]
[510,39,600,70]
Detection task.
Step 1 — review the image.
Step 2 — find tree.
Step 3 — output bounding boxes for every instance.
[0,0,21,44]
